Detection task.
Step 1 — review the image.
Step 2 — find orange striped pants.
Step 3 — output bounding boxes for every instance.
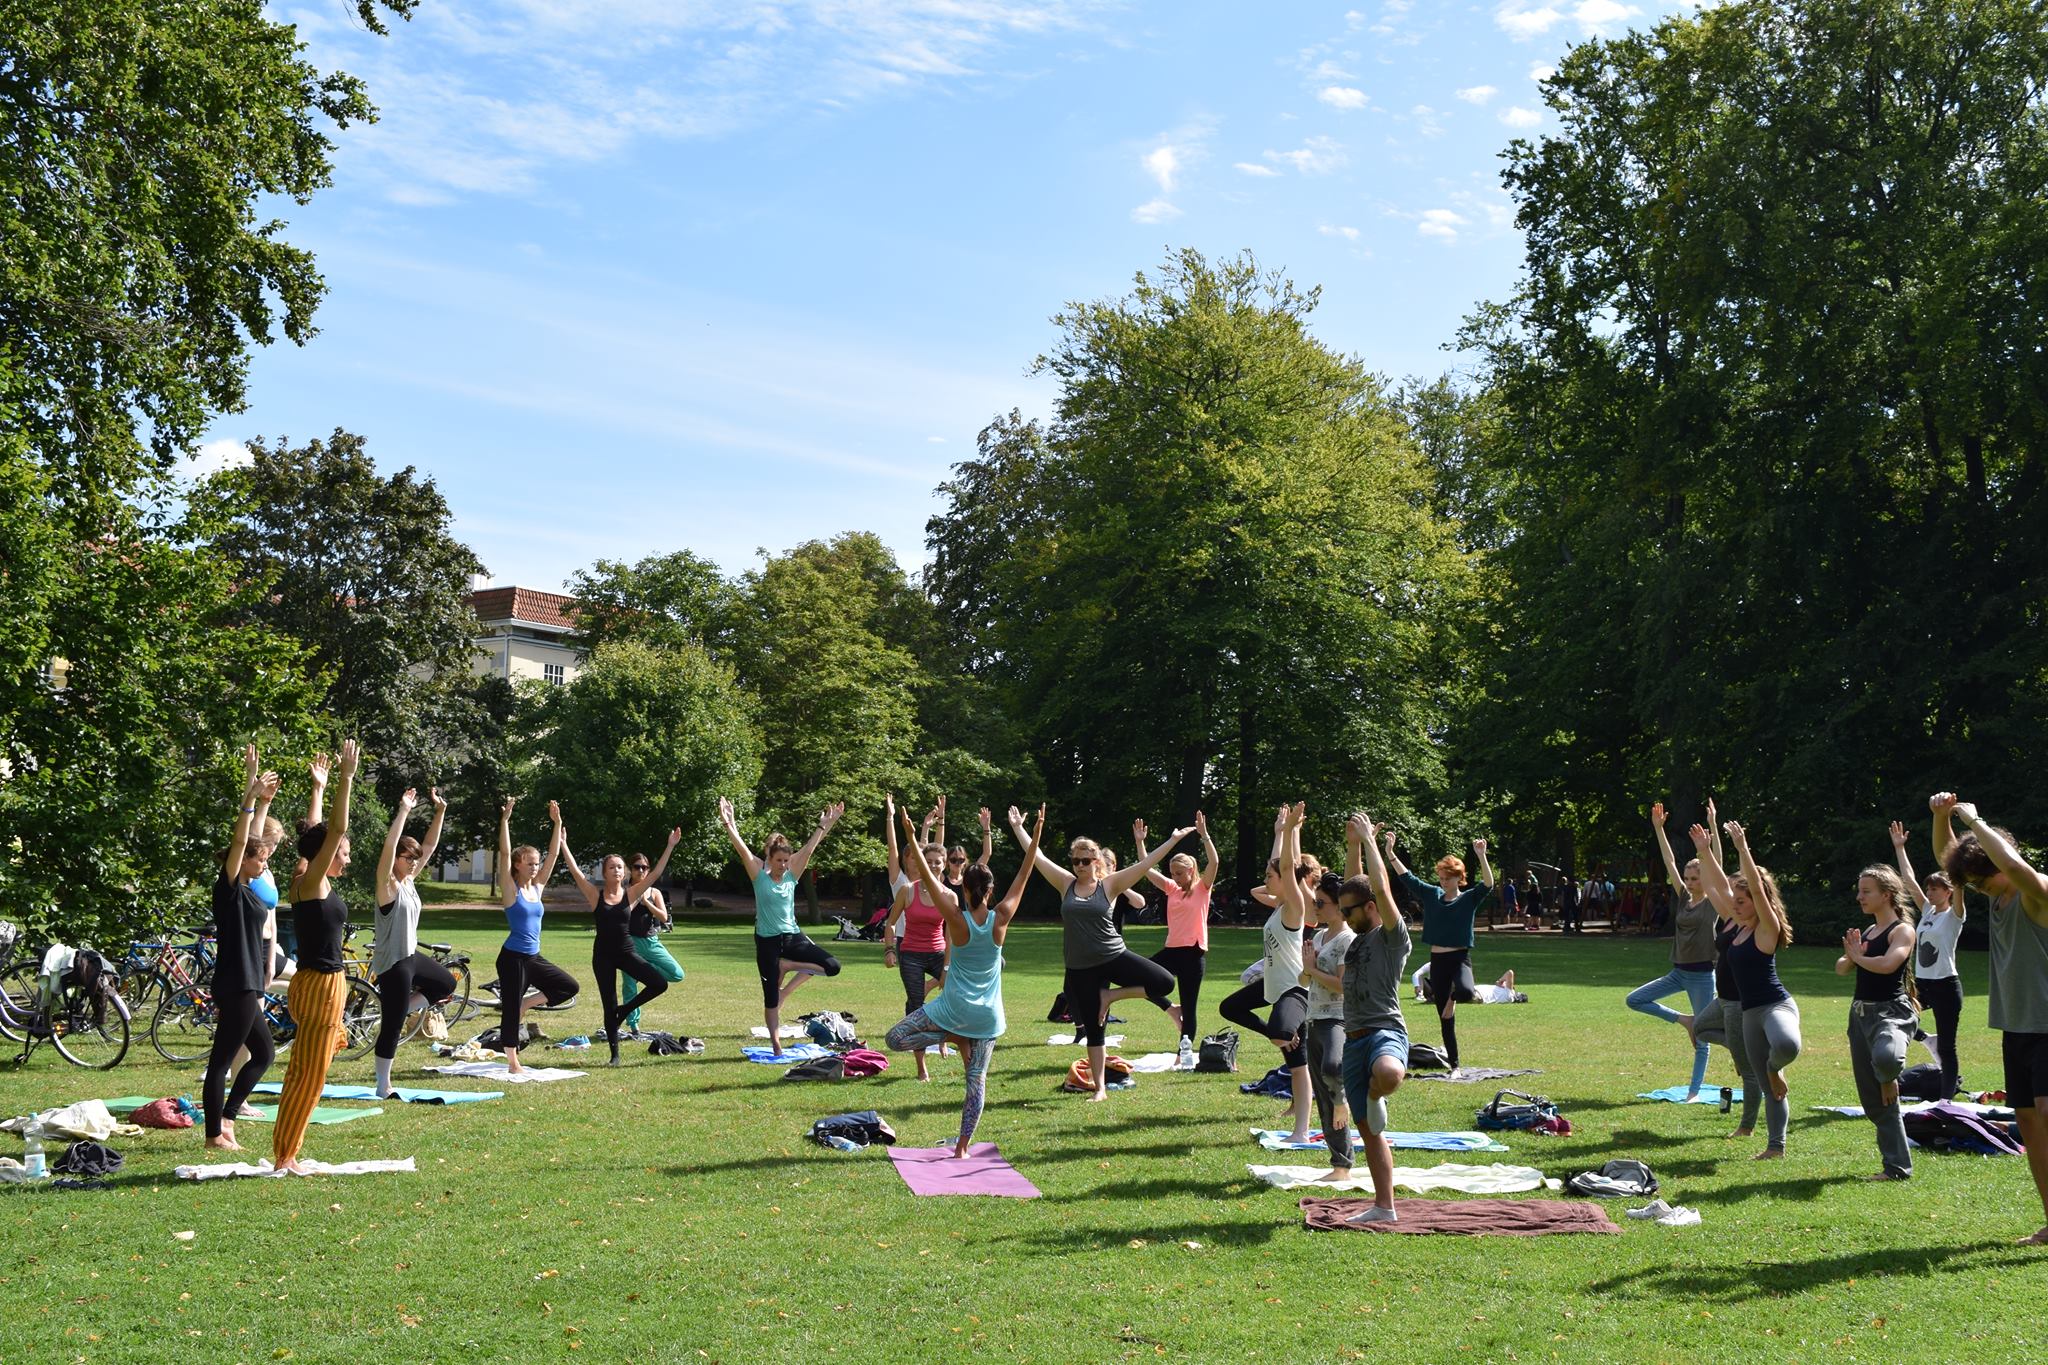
[273,969,348,1167]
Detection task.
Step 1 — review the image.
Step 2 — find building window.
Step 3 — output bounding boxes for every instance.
[544,662,565,687]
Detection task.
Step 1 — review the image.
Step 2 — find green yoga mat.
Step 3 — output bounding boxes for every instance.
[98,1097,382,1125]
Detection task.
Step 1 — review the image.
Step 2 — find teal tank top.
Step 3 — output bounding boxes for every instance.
[922,907,1005,1041]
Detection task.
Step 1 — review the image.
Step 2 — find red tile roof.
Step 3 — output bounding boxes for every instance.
[471,586,578,632]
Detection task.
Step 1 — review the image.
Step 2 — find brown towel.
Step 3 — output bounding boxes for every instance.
[1300,1196,1621,1236]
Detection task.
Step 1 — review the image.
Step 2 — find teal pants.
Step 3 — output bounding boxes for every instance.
[620,935,685,1031]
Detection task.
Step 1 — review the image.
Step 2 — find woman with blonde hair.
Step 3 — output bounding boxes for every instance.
[1137,811,1220,1067]
[1892,819,1965,1098]
[1835,861,1918,1180]
[718,796,845,1058]
[494,798,570,1077]
[1691,819,1802,1159]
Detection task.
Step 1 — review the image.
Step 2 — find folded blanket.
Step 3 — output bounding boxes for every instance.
[1250,1127,1510,1153]
[423,1063,585,1083]
[1639,1085,1744,1104]
[1302,1196,1620,1236]
[750,1024,807,1039]
[742,1042,833,1064]
[1250,1162,1560,1194]
[1411,1067,1541,1084]
[176,1157,417,1181]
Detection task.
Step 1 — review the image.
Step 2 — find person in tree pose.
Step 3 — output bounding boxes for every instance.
[1136,810,1220,1069]
[617,850,686,1037]
[495,797,572,1077]
[884,804,1041,1155]
[1383,827,1494,1074]
[1933,793,2048,1244]
[1892,819,1965,1097]
[560,821,681,1066]
[1009,805,1190,1101]
[1834,861,1919,1181]
[1097,845,1149,935]
[1691,819,1802,1159]
[1219,804,1316,1142]
[884,794,952,1081]
[1627,801,1722,1098]
[1300,869,1358,1181]
[203,745,281,1151]
[718,796,846,1057]
[1340,811,1411,1224]
[272,739,360,1173]
[370,786,457,1098]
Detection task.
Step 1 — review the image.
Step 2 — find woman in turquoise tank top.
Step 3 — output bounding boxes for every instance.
[885,804,1044,1157]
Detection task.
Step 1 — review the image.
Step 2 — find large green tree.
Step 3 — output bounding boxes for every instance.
[928,249,1474,887]
[566,550,740,659]
[1451,0,2048,910]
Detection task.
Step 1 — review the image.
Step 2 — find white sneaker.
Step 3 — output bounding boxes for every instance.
[1176,1037,1196,1071]
[1365,1095,1389,1134]
[1625,1200,1672,1220]
[1345,1204,1399,1225]
[1655,1206,1701,1227]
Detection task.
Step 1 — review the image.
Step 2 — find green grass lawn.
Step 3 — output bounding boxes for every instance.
[4,919,2044,1363]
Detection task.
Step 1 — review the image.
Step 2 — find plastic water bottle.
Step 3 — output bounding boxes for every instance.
[1719,1086,1733,1114]
[23,1133,47,1179]
[820,1135,860,1152]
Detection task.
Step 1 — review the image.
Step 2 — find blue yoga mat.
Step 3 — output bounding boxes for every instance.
[248,1082,504,1104]
[743,1042,833,1064]
[1637,1085,1744,1105]
[1249,1127,1510,1153]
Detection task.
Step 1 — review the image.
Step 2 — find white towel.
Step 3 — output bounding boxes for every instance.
[1,1099,139,1143]
[1047,1034,1123,1047]
[749,1025,807,1039]
[176,1157,418,1181]
[1247,1162,1560,1195]
[1125,1053,1181,1073]
[425,1063,586,1083]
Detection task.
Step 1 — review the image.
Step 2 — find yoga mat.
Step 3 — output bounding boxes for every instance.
[1249,1162,1560,1195]
[1639,1085,1744,1105]
[1250,1128,1510,1153]
[742,1042,833,1064]
[248,1082,505,1105]
[99,1097,160,1115]
[1411,1067,1542,1084]
[424,1063,586,1083]
[176,1157,417,1182]
[242,1104,383,1126]
[888,1144,1040,1198]
[1301,1196,1621,1236]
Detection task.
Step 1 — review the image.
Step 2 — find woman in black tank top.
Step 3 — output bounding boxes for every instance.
[1836,862,1919,1179]
[562,821,681,1065]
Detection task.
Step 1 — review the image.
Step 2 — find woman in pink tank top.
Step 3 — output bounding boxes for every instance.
[1136,812,1220,1067]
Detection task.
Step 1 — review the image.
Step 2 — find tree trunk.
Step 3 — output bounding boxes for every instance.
[805,868,821,924]
[1232,704,1261,892]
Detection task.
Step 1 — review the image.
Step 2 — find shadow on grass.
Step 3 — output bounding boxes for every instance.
[990,1213,1285,1253]
[1583,1238,2028,1300]
[1688,1173,1838,1204]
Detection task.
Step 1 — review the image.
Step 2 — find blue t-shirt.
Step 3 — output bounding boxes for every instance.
[504,890,544,955]
[753,868,799,937]
[1399,871,1490,950]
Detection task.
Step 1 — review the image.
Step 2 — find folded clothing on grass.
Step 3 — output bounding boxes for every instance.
[1413,1067,1541,1084]
[176,1157,417,1181]
[743,1042,834,1065]
[1300,1196,1621,1236]
[1250,1128,1510,1153]
[1249,1162,1559,1194]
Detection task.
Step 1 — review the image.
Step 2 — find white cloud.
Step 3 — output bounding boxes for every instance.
[1449,187,1517,232]
[1418,208,1466,241]
[1144,144,1180,193]
[1318,224,1361,240]
[1499,105,1544,128]
[927,435,947,444]
[1263,135,1346,175]
[1529,61,1557,81]
[187,438,252,478]
[1234,161,1281,177]
[1571,0,1642,34]
[1456,85,1499,105]
[1318,86,1368,110]
[1130,198,1182,223]
[1495,3,1564,40]
[1410,104,1445,137]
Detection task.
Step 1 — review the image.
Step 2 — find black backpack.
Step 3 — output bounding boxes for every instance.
[1476,1089,1559,1131]
[808,1110,897,1148]
[1195,1029,1240,1073]
[1407,1042,1451,1070]
[1566,1158,1659,1198]
[1897,1062,1952,1103]
[782,1055,846,1082]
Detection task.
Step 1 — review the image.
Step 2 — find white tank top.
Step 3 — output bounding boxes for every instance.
[1262,907,1304,1005]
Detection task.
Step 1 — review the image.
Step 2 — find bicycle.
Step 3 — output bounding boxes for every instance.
[114,928,216,1021]
[0,921,132,1070]
[150,967,381,1065]
[339,926,475,1042]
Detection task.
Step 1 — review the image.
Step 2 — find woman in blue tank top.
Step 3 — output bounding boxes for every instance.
[494,797,572,1076]
[885,805,1043,1156]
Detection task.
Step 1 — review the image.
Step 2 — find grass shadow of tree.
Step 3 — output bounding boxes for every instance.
[1582,1239,2028,1301]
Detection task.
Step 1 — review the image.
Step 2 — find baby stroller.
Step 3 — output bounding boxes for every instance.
[833,903,890,942]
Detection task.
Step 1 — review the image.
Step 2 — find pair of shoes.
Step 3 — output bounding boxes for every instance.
[1625,1199,1672,1220]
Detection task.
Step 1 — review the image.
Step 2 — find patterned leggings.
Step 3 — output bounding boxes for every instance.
[886,1007,996,1148]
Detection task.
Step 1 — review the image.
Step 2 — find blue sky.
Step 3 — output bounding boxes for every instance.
[199,1,1711,591]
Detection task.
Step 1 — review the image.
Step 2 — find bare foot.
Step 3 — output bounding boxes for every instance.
[1087,1089,1108,1102]
[1753,1148,1784,1161]
[276,1157,310,1175]
[205,1133,240,1152]
[951,1143,972,1159]
[2019,1226,2048,1246]
[915,1065,931,1083]
[1677,1013,1697,1047]
[1286,1130,1314,1146]
[1312,1168,1350,1183]
[1767,1069,1788,1101]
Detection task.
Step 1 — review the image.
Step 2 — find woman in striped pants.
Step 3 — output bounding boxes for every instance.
[273,739,360,1174]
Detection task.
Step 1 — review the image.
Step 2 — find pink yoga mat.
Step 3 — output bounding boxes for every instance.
[887,1143,1041,1198]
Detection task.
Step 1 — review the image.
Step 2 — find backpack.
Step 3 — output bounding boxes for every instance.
[1898,1062,1952,1103]
[782,1055,847,1082]
[808,1109,896,1149]
[1567,1159,1658,1198]
[474,1022,540,1051]
[1407,1042,1451,1070]
[1901,1102,2024,1155]
[1046,993,1073,1024]
[1194,1030,1240,1073]
[1476,1089,1560,1131]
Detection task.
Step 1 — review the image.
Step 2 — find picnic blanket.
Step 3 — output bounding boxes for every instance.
[1301,1196,1621,1236]
[1249,1162,1559,1194]
[424,1063,585,1083]
[1412,1067,1541,1084]
[247,1083,504,1105]
[742,1042,834,1065]
[1047,1034,1123,1047]
[1250,1127,1510,1153]
[1639,1085,1744,1105]
[1812,1099,2014,1120]
[176,1157,417,1182]
[888,1143,1041,1198]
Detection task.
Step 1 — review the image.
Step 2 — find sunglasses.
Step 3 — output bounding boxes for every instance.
[629,864,650,872]
[947,856,967,865]
[1072,855,1097,865]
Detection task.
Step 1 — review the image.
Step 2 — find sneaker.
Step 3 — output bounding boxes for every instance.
[1655,1206,1702,1226]
[1625,1199,1673,1220]
[1365,1095,1389,1135]
[1345,1205,1399,1225]
[1176,1037,1195,1071]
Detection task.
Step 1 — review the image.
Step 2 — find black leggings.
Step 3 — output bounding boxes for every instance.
[1427,950,1478,1008]
[495,948,577,1046]
[1918,974,1964,1097]
[897,949,945,1013]
[1151,945,1206,1040]
[1062,951,1176,1046]
[374,952,458,1061]
[1219,981,1309,1069]
[594,942,669,1052]
[754,933,841,1008]
[203,988,274,1139]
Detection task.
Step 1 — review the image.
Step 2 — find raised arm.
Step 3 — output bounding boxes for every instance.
[627,828,682,902]
[1889,820,1926,907]
[1930,791,1958,864]
[536,799,564,888]
[1008,805,1073,892]
[1650,802,1687,897]
[995,805,1045,928]
[933,795,948,852]
[1951,800,2048,924]
[1195,810,1220,886]
[304,750,329,830]
[498,797,517,903]
[1275,802,1308,931]
[1382,826,1410,879]
[1689,824,1737,920]
[1345,812,1366,881]
[1106,822,1191,901]
[1134,819,1176,893]
[1705,796,1724,869]
[885,793,903,882]
[787,802,844,880]
[298,739,356,896]
[1359,812,1400,931]
[417,787,446,870]
[1471,836,1494,890]
[376,788,418,900]
[899,810,964,941]
[223,743,264,878]
[558,828,599,906]
[717,796,764,879]
[977,806,994,870]
[1725,821,1786,951]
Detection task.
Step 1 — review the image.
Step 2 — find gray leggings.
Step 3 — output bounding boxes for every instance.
[885,1007,996,1149]
[1740,998,1803,1150]
[1697,999,1764,1132]
[1848,998,1914,1178]
[1303,1018,1353,1169]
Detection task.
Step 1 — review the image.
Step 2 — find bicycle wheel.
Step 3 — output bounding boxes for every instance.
[334,977,381,1062]
[403,957,472,1042]
[51,986,131,1070]
[118,967,172,1022]
[0,964,39,1043]
[149,984,217,1064]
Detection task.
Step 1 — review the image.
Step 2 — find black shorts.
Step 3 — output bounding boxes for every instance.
[2001,1030,2048,1107]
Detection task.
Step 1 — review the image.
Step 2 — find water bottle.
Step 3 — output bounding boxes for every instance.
[820,1135,860,1152]
[23,1133,47,1179]
[1719,1086,1733,1114]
